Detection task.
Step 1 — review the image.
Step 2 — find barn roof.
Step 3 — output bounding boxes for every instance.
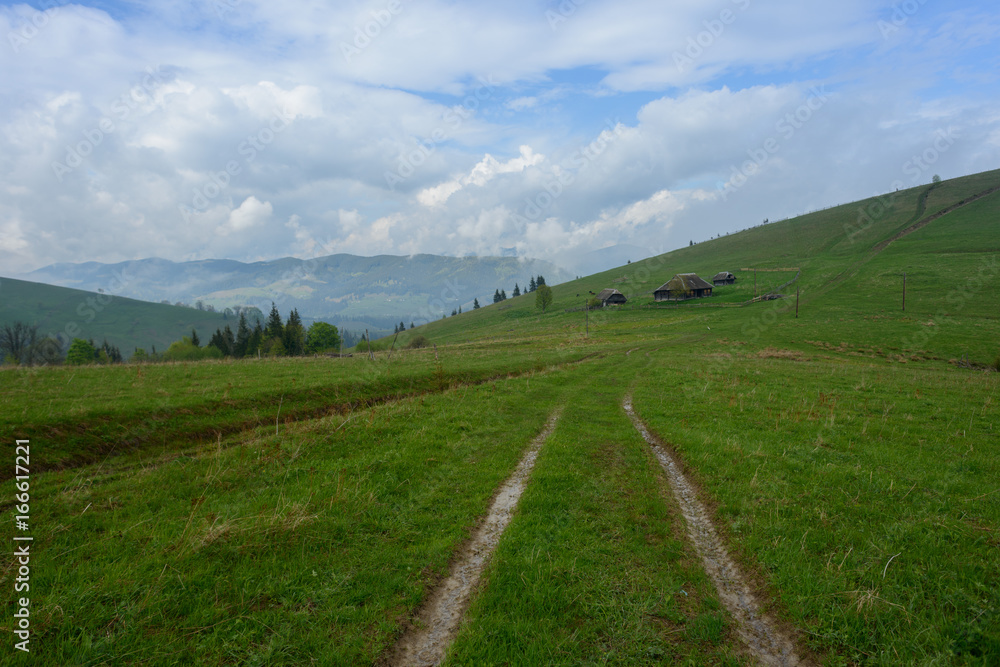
[654,273,714,292]
[596,288,623,300]
[713,271,734,281]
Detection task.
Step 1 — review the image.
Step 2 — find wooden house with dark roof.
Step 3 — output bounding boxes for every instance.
[654,274,714,301]
[712,271,736,285]
[595,288,627,307]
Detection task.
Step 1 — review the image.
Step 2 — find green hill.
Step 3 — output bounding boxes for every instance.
[387,168,1000,365]
[0,277,232,358]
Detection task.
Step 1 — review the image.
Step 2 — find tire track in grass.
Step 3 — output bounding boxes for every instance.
[387,408,562,667]
[624,396,807,667]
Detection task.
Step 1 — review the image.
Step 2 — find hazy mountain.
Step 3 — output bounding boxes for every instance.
[21,254,572,332]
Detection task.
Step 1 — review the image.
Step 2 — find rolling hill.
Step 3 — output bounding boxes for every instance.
[0,276,233,358]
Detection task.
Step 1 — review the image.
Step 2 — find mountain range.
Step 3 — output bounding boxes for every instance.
[20,254,573,332]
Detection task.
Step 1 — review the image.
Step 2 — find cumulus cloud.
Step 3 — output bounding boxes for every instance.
[0,0,998,276]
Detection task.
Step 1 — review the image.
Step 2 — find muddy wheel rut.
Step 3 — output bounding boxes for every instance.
[624,397,807,667]
[386,409,561,666]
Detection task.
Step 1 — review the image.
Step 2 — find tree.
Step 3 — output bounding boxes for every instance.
[528,276,537,292]
[493,289,501,304]
[234,312,251,358]
[265,302,284,341]
[473,298,480,309]
[535,284,553,312]
[394,323,399,334]
[500,289,507,300]
[66,338,96,365]
[458,306,462,314]
[190,328,200,348]
[133,348,149,362]
[0,322,38,365]
[932,174,942,183]
[283,309,305,356]
[409,322,415,329]
[513,284,521,297]
[451,308,457,316]
[305,321,341,354]
[689,240,693,247]
[399,321,405,332]
[536,275,546,287]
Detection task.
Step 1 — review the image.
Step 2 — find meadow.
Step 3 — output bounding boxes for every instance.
[1,169,998,665]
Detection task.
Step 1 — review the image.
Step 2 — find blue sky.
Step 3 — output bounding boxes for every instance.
[1,0,998,275]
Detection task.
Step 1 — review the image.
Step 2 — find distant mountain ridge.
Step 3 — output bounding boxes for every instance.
[21,253,572,331]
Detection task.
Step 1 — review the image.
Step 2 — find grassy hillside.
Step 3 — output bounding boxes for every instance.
[395,168,1000,365]
[0,277,231,358]
[2,168,998,665]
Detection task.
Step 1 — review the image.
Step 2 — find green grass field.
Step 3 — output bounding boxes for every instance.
[2,169,998,665]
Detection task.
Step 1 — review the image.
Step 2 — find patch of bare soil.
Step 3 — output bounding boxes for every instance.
[624,397,808,667]
[386,410,561,666]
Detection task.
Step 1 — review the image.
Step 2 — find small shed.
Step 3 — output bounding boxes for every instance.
[654,274,714,301]
[712,271,736,286]
[595,288,627,307]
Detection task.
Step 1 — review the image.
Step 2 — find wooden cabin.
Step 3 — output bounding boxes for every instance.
[595,288,627,307]
[654,274,714,301]
[712,271,736,285]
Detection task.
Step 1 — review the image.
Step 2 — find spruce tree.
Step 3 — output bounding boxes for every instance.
[529,276,537,292]
[493,289,501,304]
[283,308,305,356]
[473,298,480,309]
[500,289,507,300]
[234,312,250,358]
[265,302,284,341]
[513,284,521,297]
[536,275,545,286]
[190,328,200,347]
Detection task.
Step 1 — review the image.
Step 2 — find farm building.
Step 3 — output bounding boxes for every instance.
[595,288,627,307]
[654,274,714,301]
[712,271,736,285]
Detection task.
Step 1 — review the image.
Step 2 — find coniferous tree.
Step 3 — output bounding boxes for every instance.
[399,321,405,332]
[410,322,415,329]
[536,275,545,287]
[265,302,283,341]
[190,328,200,348]
[500,289,507,300]
[234,312,250,358]
[513,284,521,297]
[283,308,305,356]
[473,298,480,309]
[528,276,537,292]
[458,306,462,314]
[451,308,457,316]
[493,289,501,304]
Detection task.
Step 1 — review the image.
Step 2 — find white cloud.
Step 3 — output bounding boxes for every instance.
[218,196,272,236]
[418,145,544,207]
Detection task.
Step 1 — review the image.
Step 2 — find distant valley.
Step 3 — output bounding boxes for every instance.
[19,253,572,333]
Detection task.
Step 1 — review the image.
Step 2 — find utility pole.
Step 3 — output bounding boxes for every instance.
[585,300,589,338]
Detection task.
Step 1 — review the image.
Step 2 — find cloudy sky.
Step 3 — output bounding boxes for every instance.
[2,0,998,275]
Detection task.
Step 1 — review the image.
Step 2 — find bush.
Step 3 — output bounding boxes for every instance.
[406,335,431,349]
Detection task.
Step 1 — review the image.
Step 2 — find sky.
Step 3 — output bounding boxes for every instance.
[1,0,999,275]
